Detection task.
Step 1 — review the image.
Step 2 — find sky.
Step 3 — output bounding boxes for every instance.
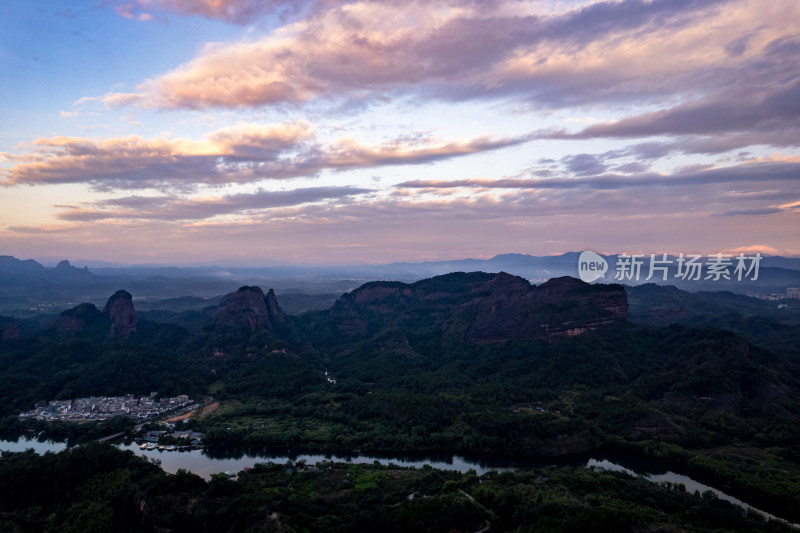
[0,0,798,266]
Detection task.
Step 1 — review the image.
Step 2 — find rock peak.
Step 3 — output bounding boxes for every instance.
[215,286,286,330]
[265,288,287,325]
[103,290,137,338]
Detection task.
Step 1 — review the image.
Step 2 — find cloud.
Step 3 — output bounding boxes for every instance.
[398,161,800,190]
[384,159,799,248]
[533,30,800,155]
[560,79,800,140]
[6,159,797,263]
[543,107,800,159]
[1,121,527,189]
[94,0,800,162]
[728,244,781,255]
[97,0,798,113]
[6,1,800,265]
[612,162,650,174]
[6,225,74,234]
[109,0,323,25]
[114,2,136,19]
[712,207,783,216]
[562,153,607,176]
[56,186,370,221]
[6,199,794,266]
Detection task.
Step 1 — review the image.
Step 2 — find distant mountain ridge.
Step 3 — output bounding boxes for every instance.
[0,256,94,283]
[6,252,800,283]
[1,253,799,317]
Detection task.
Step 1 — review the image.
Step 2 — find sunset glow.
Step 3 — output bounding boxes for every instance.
[1,0,798,265]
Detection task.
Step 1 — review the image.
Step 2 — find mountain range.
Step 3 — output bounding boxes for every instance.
[2,253,799,317]
[1,268,800,524]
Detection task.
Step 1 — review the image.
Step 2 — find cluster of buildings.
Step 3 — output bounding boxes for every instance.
[18,393,196,423]
[138,429,205,451]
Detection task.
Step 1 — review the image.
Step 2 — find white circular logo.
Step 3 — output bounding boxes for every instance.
[578,251,608,282]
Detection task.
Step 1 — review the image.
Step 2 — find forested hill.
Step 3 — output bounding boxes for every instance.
[322,272,628,344]
[626,283,800,357]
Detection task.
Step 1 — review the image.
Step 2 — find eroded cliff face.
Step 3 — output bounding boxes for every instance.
[103,290,138,339]
[461,274,629,343]
[330,272,627,343]
[265,289,287,326]
[214,286,287,331]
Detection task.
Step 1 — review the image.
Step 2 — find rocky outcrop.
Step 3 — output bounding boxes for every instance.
[55,302,104,335]
[331,273,495,337]
[462,275,628,344]
[214,286,287,331]
[103,290,138,339]
[330,272,627,343]
[265,289,287,326]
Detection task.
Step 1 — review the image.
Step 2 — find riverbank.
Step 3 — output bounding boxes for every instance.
[2,435,797,530]
[1,439,797,533]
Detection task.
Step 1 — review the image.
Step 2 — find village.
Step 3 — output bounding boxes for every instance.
[18,393,199,423]
[17,393,210,451]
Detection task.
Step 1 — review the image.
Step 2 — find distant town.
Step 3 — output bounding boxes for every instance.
[18,393,198,423]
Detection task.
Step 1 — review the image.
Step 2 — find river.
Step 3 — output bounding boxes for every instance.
[1,436,796,528]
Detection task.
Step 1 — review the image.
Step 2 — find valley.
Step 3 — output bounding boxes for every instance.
[1,266,799,531]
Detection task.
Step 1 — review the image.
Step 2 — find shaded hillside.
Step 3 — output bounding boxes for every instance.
[55,302,106,335]
[627,284,800,357]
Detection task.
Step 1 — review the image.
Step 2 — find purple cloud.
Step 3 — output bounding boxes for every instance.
[2,124,527,190]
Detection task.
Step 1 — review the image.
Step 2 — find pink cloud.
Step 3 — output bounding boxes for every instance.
[109,0,324,24]
[114,2,136,19]
[1,122,527,189]
[101,0,799,115]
